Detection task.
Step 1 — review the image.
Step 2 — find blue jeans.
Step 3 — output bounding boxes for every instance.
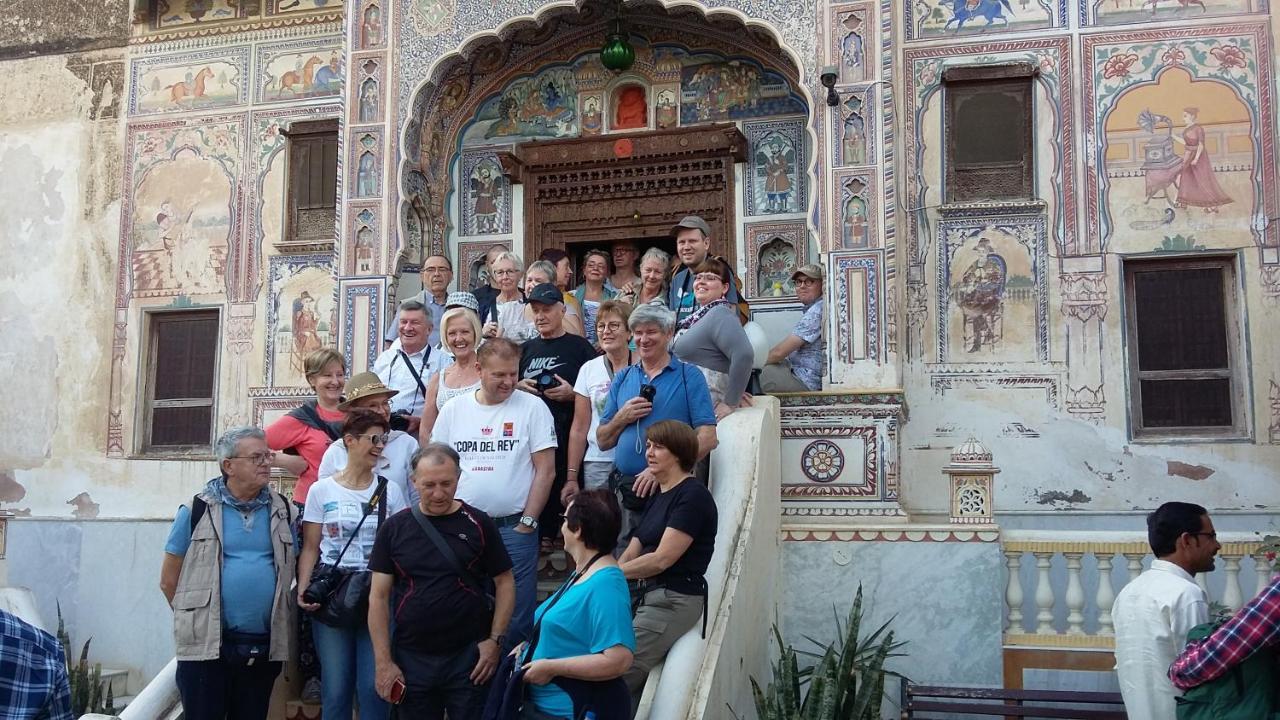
[311,621,388,720]
[499,526,540,648]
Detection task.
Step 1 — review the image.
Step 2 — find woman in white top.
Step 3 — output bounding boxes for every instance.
[481,252,537,342]
[525,260,585,337]
[297,408,408,720]
[568,300,633,492]
[617,247,670,309]
[418,307,482,443]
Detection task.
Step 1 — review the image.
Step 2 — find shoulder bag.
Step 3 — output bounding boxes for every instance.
[409,504,495,612]
[304,475,388,628]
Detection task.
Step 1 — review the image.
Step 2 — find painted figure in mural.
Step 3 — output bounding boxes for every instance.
[356,227,374,273]
[843,196,869,248]
[955,238,1008,353]
[1173,108,1232,213]
[763,141,793,213]
[615,86,648,130]
[472,166,499,234]
[581,97,602,134]
[313,53,341,92]
[154,200,194,286]
[357,152,377,197]
[291,291,324,375]
[361,4,382,47]
[273,55,324,96]
[359,79,379,123]
[843,105,867,165]
[168,67,213,106]
[944,0,1013,30]
[840,14,865,77]
[655,91,678,129]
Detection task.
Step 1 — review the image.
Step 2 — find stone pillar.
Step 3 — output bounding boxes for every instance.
[944,437,999,526]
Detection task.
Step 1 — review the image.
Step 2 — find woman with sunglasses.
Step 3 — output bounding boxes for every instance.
[571,249,617,346]
[298,409,409,720]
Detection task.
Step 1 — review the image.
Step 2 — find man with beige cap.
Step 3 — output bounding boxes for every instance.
[316,372,421,504]
[762,263,826,392]
[667,215,749,325]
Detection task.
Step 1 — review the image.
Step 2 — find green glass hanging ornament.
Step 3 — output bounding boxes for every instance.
[600,23,635,72]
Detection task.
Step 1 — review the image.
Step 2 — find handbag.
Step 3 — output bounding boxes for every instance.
[306,476,388,628]
[409,505,495,613]
[607,468,649,512]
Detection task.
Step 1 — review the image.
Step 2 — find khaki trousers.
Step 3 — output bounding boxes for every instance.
[624,587,705,708]
[761,362,809,393]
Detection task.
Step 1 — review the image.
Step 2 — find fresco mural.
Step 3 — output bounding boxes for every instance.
[460,67,578,144]
[267,256,335,387]
[679,56,806,123]
[265,0,343,15]
[835,172,877,249]
[833,89,873,167]
[122,119,243,303]
[130,48,249,116]
[831,5,871,83]
[745,118,806,216]
[1083,0,1265,26]
[745,220,809,298]
[460,151,511,236]
[353,131,381,198]
[1086,25,1275,253]
[410,0,456,36]
[256,38,344,103]
[655,88,678,129]
[154,0,242,29]
[581,95,604,135]
[936,212,1048,364]
[360,1,384,48]
[906,0,1061,39]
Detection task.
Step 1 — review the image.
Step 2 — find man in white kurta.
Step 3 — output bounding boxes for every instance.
[1111,502,1220,720]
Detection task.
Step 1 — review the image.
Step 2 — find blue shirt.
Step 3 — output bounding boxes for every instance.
[526,567,636,718]
[165,504,277,635]
[600,356,717,476]
[0,609,72,720]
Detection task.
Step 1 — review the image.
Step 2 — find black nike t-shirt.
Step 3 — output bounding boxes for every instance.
[519,332,598,436]
[367,502,512,654]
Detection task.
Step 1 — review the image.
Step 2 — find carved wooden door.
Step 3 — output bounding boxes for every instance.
[500,123,746,267]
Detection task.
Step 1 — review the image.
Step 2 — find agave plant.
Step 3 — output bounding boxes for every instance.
[737,585,907,720]
[56,602,115,717]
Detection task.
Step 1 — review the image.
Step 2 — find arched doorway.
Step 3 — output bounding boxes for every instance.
[396,0,811,294]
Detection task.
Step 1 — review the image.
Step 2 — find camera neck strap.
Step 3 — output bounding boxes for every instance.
[396,348,431,396]
[329,475,388,568]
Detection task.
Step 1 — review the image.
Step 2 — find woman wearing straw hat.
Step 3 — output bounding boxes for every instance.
[317,372,421,506]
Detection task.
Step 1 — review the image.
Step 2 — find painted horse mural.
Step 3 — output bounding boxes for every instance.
[944,0,1014,30]
[269,56,324,96]
[167,67,214,105]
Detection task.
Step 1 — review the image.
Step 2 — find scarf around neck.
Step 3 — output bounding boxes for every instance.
[677,298,731,332]
[202,476,272,531]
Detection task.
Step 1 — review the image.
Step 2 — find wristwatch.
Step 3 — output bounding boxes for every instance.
[489,633,506,646]
[518,515,539,530]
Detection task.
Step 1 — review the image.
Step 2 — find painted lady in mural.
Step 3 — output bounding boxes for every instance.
[1090,28,1270,255]
[655,89,678,129]
[257,40,343,102]
[581,95,603,135]
[132,49,248,116]
[462,68,577,144]
[360,3,383,48]
[835,93,871,166]
[358,78,379,122]
[837,9,868,83]
[268,257,335,387]
[132,151,232,296]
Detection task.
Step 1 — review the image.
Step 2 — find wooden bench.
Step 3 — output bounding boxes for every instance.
[900,683,1126,719]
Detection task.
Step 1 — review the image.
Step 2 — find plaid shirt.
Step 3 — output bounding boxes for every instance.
[0,609,72,720]
[1169,574,1280,689]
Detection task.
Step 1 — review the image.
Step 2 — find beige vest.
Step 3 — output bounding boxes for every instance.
[171,492,297,661]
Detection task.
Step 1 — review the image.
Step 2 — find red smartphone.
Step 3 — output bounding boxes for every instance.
[389,678,406,705]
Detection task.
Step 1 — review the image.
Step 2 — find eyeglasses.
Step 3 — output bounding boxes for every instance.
[492,268,519,276]
[1187,531,1218,540]
[356,433,390,446]
[793,277,821,287]
[694,273,726,284]
[230,452,276,466]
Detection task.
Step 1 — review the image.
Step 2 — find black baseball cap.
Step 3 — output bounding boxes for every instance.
[527,282,565,305]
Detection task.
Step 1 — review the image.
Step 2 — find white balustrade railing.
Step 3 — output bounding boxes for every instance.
[1002,530,1273,648]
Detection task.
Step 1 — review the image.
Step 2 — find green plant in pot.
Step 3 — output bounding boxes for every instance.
[735,585,906,720]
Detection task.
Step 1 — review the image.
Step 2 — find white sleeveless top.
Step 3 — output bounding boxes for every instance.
[435,370,481,410]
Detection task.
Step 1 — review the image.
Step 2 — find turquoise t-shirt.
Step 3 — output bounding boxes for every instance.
[165,503,277,635]
[526,566,636,718]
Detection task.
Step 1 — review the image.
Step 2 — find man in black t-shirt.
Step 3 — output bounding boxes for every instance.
[518,282,598,537]
[368,444,514,718]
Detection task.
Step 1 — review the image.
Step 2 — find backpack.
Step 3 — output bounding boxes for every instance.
[1175,620,1280,720]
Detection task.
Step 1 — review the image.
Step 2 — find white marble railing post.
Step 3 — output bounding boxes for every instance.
[1064,552,1086,635]
[1005,550,1024,632]
[1096,554,1115,636]
[1125,551,1144,586]
[1254,552,1274,596]
[1222,556,1243,610]
[1034,552,1056,635]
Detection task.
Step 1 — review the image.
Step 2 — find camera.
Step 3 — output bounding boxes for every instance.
[388,410,411,432]
[639,383,657,402]
[535,369,558,394]
[302,566,342,605]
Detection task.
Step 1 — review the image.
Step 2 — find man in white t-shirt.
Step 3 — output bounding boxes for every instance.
[431,337,555,646]
[316,372,420,505]
[1112,501,1220,720]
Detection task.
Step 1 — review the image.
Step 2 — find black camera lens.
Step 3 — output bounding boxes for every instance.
[536,370,558,392]
[639,384,657,402]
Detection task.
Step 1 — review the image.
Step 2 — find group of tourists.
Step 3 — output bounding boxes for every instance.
[157,216,826,720]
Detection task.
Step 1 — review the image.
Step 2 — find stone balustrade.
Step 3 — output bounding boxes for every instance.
[1002,530,1272,648]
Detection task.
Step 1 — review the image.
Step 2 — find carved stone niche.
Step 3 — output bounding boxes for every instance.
[499,123,747,266]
